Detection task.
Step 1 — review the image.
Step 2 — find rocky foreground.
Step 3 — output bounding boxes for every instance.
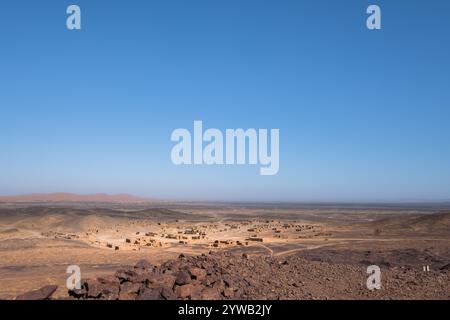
[15,251,450,300]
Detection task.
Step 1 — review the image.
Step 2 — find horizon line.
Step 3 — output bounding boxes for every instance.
[0,192,449,206]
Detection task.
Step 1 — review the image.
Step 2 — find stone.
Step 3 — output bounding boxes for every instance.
[115,269,139,283]
[120,281,141,294]
[175,284,198,299]
[68,280,88,299]
[175,270,191,285]
[97,275,120,286]
[222,274,236,288]
[161,259,181,272]
[135,259,152,270]
[119,291,138,300]
[212,279,225,292]
[223,287,235,298]
[440,263,450,271]
[86,279,119,300]
[136,287,164,300]
[188,267,207,281]
[86,280,105,298]
[16,285,58,300]
[200,287,221,300]
[161,287,177,300]
[146,274,176,289]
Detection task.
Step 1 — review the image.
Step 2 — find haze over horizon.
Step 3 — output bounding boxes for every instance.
[1,0,450,202]
[0,192,449,204]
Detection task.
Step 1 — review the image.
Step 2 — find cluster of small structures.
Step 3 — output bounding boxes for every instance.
[41,231,79,241]
[211,239,249,248]
[39,218,330,253]
[163,226,207,244]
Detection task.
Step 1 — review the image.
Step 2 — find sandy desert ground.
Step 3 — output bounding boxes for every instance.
[0,202,449,299]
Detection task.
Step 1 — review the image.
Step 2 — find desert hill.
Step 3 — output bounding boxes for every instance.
[369,212,450,233]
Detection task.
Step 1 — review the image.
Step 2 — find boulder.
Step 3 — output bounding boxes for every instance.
[222,274,237,288]
[135,259,152,270]
[212,279,225,292]
[175,270,191,285]
[161,259,181,272]
[120,281,141,294]
[146,274,176,289]
[199,287,221,300]
[188,267,207,281]
[97,275,120,286]
[118,281,141,300]
[136,287,164,300]
[119,291,138,300]
[161,287,178,300]
[223,287,235,298]
[175,284,200,299]
[68,280,88,299]
[115,269,139,283]
[16,285,58,300]
[86,279,119,300]
[439,263,450,271]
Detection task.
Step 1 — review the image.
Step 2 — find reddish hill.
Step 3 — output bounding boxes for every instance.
[0,193,151,203]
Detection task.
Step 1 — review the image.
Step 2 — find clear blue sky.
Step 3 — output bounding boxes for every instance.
[1,0,449,202]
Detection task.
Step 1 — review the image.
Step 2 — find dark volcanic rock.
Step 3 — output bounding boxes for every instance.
[199,287,221,300]
[188,267,207,281]
[160,259,181,272]
[97,275,120,286]
[120,281,141,295]
[62,251,450,300]
[86,278,119,300]
[146,273,176,289]
[68,280,88,299]
[223,287,235,298]
[175,284,200,299]
[115,269,139,283]
[161,287,178,300]
[175,270,191,285]
[136,287,164,300]
[135,259,153,270]
[16,285,58,300]
[440,263,450,271]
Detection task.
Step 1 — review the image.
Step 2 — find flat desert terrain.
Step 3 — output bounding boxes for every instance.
[0,202,449,300]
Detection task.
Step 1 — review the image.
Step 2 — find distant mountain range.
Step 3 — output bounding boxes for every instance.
[0,193,152,203]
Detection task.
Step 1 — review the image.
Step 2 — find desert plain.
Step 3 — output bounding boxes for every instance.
[0,196,449,300]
